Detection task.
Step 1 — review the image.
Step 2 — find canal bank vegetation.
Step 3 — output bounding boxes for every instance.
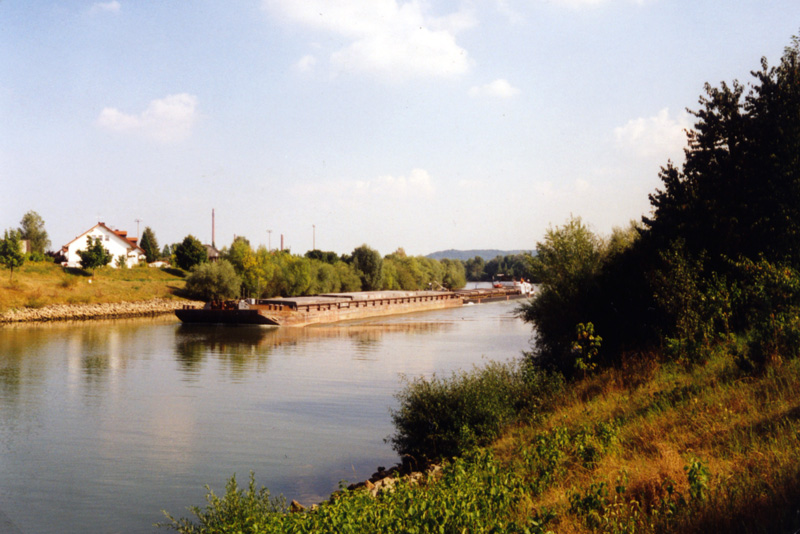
[184,241,467,301]
[0,260,186,314]
[162,35,800,533]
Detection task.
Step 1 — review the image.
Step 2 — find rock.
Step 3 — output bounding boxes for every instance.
[289,500,305,513]
[0,298,203,324]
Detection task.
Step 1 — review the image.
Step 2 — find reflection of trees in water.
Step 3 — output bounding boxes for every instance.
[174,326,278,376]
[173,322,455,376]
[0,367,20,397]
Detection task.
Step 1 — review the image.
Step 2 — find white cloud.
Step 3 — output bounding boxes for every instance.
[294,54,318,73]
[468,78,520,98]
[90,1,121,14]
[614,108,690,161]
[548,0,649,7]
[294,168,435,202]
[263,0,474,80]
[96,93,199,143]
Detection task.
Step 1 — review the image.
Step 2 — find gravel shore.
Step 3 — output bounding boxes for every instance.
[0,298,203,324]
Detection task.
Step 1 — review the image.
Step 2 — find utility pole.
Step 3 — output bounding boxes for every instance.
[312,224,316,251]
[134,218,141,244]
[267,229,272,251]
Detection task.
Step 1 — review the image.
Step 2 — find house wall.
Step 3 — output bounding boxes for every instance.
[65,226,144,268]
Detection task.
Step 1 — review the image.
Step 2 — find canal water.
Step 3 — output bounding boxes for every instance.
[0,299,533,533]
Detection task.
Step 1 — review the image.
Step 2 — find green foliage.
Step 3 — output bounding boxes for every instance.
[161,450,551,534]
[520,216,606,375]
[351,244,384,291]
[139,227,160,263]
[685,458,710,503]
[115,254,128,269]
[77,236,112,273]
[335,261,361,292]
[174,235,208,271]
[0,229,25,281]
[652,243,733,363]
[733,257,800,369]
[440,258,466,289]
[305,249,339,264]
[389,360,562,461]
[159,472,286,533]
[18,210,50,254]
[572,322,602,376]
[464,255,485,281]
[185,260,242,301]
[644,37,800,269]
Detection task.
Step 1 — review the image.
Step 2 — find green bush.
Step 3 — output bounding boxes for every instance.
[733,257,800,369]
[389,360,562,461]
[160,450,551,534]
[184,260,242,301]
[159,473,286,533]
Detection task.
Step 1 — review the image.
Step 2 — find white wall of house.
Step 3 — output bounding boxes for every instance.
[63,223,145,269]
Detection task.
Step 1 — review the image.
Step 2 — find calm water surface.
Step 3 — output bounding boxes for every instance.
[0,300,532,533]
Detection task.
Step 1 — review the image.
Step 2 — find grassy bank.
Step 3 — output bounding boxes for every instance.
[160,346,800,533]
[0,261,187,314]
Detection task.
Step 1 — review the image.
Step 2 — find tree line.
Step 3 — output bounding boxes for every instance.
[520,35,800,377]
[181,239,469,301]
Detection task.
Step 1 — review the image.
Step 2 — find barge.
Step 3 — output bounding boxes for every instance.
[175,290,464,327]
[455,278,535,304]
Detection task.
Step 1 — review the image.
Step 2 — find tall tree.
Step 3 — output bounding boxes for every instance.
[18,210,50,254]
[77,236,112,274]
[184,260,241,301]
[351,244,383,291]
[0,229,25,281]
[174,235,208,271]
[139,227,160,263]
[644,36,800,269]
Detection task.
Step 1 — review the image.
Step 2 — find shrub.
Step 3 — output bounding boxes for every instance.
[184,260,242,301]
[389,360,562,461]
[733,257,800,369]
[159,473,285,533]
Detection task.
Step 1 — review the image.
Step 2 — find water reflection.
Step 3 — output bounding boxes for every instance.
[0,302,532,533]
[172,321,456,377]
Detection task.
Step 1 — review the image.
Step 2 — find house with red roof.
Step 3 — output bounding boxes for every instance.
[61,222,146,269]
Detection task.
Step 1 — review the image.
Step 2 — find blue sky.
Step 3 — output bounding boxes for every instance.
[2,1,798,256]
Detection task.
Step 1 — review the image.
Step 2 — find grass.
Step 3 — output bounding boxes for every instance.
[0,261,188,313]
[161,345,800,533]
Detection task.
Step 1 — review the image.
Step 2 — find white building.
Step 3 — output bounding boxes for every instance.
[62,222,146,269]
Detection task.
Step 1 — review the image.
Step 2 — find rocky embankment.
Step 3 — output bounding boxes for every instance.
[0,298,203,323]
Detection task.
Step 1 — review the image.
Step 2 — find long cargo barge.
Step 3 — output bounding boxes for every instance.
[175,290,464,327]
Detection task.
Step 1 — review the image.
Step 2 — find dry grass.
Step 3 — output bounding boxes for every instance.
[491,351,800,533]
[0,261,188,313]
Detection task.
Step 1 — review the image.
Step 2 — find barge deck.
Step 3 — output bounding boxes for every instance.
[176,290,464,327]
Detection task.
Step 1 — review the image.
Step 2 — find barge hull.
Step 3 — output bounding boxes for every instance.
[175,291,463,327]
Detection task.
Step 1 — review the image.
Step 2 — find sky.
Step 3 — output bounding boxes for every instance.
[1,1,798,257]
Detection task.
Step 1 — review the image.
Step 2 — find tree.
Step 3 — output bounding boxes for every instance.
[0,229,25,281]
[139,227,160,263]
[77,236,112,273]
[18,210,50,255]
[465,256,486,281]
[441,258,467,289]
[519,216,605,374]
[174,235,208,271]
[643,36,800,270]
[351,244,383,291]
[305,249,339,264]
[184,260,242,301]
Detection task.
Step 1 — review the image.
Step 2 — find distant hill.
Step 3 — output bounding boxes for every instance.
[426,249,532,261]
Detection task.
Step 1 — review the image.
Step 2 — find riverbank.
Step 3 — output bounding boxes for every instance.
[0,261,200,322]
[162,346,800,533]
[0,297,203,323]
